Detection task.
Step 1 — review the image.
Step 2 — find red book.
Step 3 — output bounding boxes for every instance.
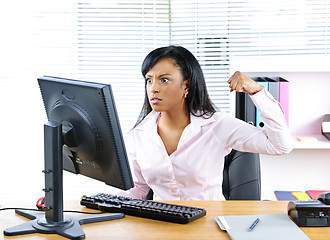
[307,190,330,200]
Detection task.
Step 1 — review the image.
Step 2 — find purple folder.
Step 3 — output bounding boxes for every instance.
[279,78,289,126]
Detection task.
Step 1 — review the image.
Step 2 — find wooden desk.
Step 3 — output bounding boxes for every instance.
[1,200,330,239]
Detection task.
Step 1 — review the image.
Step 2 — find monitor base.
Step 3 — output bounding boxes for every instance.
[4,209,124,239]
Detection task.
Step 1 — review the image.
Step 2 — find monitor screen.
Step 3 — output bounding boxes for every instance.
[38,76,134,190]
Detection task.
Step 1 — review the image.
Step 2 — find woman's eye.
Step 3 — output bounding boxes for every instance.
[161,78,169,83]
[146,78,152,83]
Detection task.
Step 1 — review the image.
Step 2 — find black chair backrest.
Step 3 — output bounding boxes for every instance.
[145,188,154,200]
[222,149,261,200]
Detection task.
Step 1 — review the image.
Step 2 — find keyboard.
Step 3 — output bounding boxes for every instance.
[80,193,206,224]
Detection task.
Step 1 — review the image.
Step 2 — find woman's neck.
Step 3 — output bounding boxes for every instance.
[158,110,190,130]
[157,109,190,155]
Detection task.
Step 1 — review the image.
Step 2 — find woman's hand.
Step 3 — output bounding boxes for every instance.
[227,71,264,95]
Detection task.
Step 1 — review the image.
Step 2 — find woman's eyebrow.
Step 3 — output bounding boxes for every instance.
[160,73,172,77]
[145,73,172,78]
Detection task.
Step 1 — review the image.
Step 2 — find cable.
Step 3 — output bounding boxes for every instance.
[0,208,43,212]
[0,207,106,215]
[64,210,106,214]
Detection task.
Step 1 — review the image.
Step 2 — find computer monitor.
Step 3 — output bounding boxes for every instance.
[38,76,134,189]
[4,76,134,239]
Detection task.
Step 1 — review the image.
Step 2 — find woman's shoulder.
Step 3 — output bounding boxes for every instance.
[190,110,231,127]
[132,111,160,131]
[204,111,231,121]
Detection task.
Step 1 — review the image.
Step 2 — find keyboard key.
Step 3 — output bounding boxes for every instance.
[81,193,206,224]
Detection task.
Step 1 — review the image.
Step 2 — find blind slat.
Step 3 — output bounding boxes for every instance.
[8,0,328,133]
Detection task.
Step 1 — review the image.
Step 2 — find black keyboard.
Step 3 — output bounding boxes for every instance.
[80,193,206,224]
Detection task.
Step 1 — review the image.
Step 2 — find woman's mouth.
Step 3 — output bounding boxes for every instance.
[150,97,161,104]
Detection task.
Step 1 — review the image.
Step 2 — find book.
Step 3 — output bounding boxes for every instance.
[266,77,279,101]
[215,213,310,240]
[274,190,298,201]
[279,77,289,126]
[322,114,330,141]
[235,74,289,128]
[236,92,256,126]
[307,190,330,200]
[256,78,269,128]
[296,136,318,143]
[292,191,311,200]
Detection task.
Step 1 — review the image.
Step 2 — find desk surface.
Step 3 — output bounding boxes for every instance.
[1,200,330,239]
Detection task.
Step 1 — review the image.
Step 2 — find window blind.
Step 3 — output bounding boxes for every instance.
[170,1,232,113]
[75,0,330,134]
[77,0,170,134]
[77,0,234,134]
[226,0,330,56]
[5,0,329,135]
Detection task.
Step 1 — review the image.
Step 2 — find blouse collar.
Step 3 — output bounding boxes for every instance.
[134,110,217,133]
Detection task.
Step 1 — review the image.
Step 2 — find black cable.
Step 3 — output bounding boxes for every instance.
[0,207,106,215]
[64,210,106,214]
[0,208,44,212]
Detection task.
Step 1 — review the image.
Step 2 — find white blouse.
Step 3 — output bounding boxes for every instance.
[118,88,293,200]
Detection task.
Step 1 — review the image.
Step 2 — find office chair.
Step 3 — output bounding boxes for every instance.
[145,149,261,201]
[222,149,261,200]
[145,188,154,200]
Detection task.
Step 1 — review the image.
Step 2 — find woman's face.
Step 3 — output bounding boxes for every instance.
[145,58,188,115]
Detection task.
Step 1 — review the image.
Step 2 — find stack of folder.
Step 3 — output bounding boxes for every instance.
[274,190,330,201]
[236,74,289,127]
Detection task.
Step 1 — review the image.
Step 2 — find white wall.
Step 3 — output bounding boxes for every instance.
[261,149,330,200]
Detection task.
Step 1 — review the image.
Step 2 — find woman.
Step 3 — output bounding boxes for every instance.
[119,45,293,200]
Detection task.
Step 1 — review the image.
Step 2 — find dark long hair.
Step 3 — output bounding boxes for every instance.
[134,45,216,128]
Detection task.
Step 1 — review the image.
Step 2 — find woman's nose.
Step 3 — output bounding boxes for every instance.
[149,80,159,93]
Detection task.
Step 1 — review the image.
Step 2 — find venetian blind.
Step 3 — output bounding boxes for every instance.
[226,0,330,56]
[24,0,330,135]
[76,0,170,134]
[170,1,232,113]
[170,0,330,113]
[76,0,235,135]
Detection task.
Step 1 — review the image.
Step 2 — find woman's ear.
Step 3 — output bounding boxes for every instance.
[183,79,189,99]
[184,78,189,93]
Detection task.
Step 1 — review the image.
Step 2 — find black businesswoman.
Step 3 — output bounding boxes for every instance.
[118,45,293,200]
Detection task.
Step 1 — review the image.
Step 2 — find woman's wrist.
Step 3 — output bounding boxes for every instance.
[249,83,264,95]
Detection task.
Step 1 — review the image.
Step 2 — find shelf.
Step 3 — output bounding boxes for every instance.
[293,134,330,149]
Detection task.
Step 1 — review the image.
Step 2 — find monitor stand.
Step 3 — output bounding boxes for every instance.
[4,122,124,239]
